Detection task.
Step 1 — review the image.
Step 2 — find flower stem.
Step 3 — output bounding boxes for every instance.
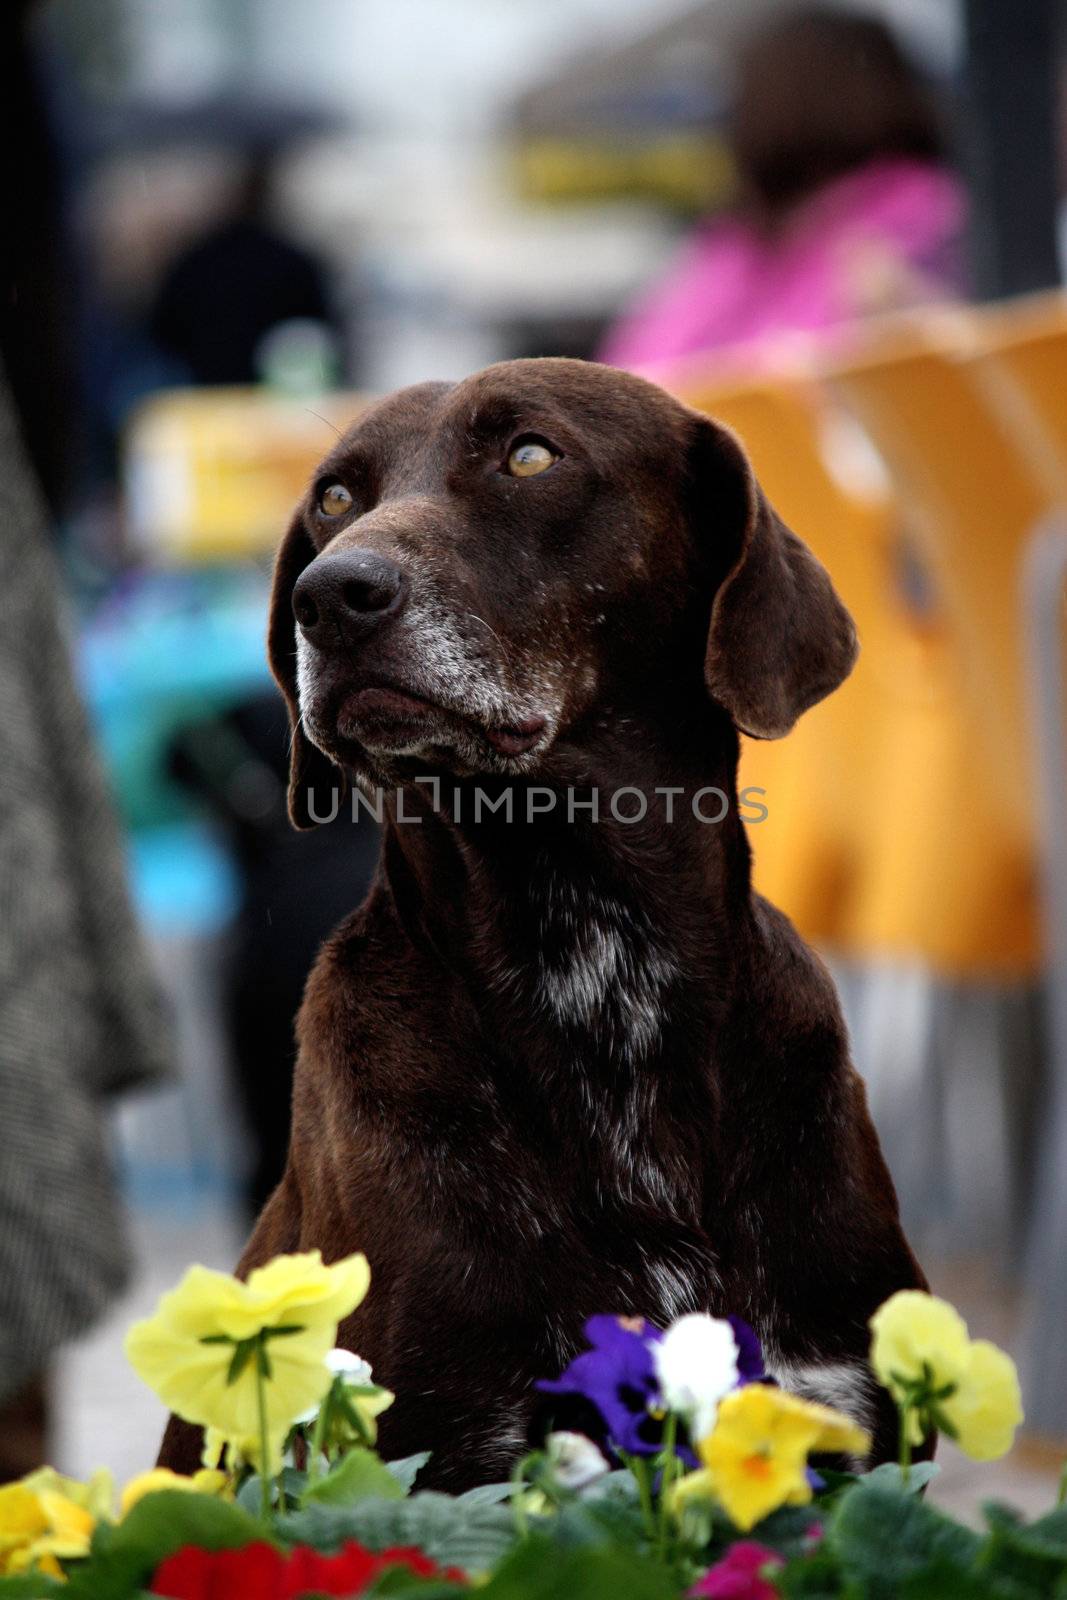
[656,1412,678,1560]
[625,1453,656,1543]
[510,1453,538,1539]
[898,1401,912,1487]
[307,1385,332,1483]
[255,1336,272,1522]
[1058,1460,1067,1507]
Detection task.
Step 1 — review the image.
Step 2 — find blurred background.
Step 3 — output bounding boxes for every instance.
[2,0,1067,1522]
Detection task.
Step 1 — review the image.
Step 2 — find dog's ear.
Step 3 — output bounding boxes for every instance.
[268,508,347,829]
[690,416,858,739]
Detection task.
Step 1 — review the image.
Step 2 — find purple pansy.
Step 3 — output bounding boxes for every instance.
[537,1312,769,1461]
[537,1315,666,1456]
[728,1317,767,1384]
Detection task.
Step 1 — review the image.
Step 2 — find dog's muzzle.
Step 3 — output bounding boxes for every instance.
[292,550,408,651]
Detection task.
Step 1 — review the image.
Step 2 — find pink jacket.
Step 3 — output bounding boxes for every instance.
[600,159,966,374]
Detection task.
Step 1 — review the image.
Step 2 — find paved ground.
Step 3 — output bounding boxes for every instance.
[51,1209,1063,1526]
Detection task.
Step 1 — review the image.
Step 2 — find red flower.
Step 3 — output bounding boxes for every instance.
[689,1540,783,1598]
[151,1539,464,1598]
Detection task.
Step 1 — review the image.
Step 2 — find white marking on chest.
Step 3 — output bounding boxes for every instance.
[536,883,677,1062]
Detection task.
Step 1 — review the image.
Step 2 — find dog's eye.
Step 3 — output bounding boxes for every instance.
[505,437,560,478]
[319,483,353,517]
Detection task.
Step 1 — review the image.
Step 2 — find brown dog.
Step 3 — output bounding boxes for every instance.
[161,358,926,1486]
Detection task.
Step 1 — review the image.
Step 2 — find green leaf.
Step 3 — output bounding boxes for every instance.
[276,1490,519,1575]
[775,1546,846,1598]
[0,1577,67,1598]
[455,1482,515,1506]
[226,1338,256,1386]
[993,1504,1067,1562]
[280,1466,309,1505]
[752,1503,830,1550]
[386,1452,432,1493]
[61,1490,265,1600]
[235,1466,306,1513]
[831,1481,982,1600]
[900,1560,1036,1599]
[979,1502,1067,1593]
[368,1574,466,1599]
[584,1471,639,1505]
[477,1535,678,1600]
[301,1448,405,1506]
[235,1473,264,1514]
[864,1461,941,1495]
[544,1497,647,1552]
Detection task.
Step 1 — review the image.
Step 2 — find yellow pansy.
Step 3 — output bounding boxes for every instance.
[21,1467,113,1524]
[799,1397,872,1458]
[344,1380,395,1448]
[0,1478,95,1577]
[125,1250,370,1474]
[942,1339,1023,1461]
[869,1291,1023,1458]
[119,1467,229,1516]
[676,1384,871,1533]
[869,1291,971,1403]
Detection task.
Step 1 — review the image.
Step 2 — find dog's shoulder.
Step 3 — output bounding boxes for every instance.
[296,881,481,1094]
[739,892,848,1056]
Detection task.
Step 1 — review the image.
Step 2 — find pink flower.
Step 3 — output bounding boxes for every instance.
[690,1540,783,1598]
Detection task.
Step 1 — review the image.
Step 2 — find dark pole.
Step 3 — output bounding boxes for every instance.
[962,0,1061,299]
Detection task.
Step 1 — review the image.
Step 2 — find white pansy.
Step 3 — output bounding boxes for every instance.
[325,1348,374,1385]
[295,1347,373,1426]
[653,1314,740,1442]
[545,1430,611,1490]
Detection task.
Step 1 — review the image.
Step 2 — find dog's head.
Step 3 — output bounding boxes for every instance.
[270,358,856,825]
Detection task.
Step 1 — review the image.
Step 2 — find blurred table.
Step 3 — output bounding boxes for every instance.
[123,386,367,561]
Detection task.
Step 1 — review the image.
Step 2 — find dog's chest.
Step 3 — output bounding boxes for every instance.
[482,871,713,1214]
[503,872,680,1063]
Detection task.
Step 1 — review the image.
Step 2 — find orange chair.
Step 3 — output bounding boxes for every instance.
[963,294,1067,1434]
[674,366,1039,974]
[675,375,926,946]
[972,290,1067,494]
[825,319,1050,975]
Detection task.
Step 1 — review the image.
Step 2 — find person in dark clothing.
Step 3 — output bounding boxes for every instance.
[170,691,379,1214]
[0,1,86,518]
[150,153,337,387]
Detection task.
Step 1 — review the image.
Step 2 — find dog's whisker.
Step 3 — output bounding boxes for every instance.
[463,611,513,670]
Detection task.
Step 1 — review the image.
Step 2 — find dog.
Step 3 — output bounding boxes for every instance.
[160,357,927,1486]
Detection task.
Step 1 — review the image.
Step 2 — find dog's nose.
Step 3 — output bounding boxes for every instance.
[292,550,407,643]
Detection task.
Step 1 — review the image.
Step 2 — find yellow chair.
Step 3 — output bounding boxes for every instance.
[825,317,1050,974]
[963,294,1067,1435]
[675,366,1037,973]
[674,374,928,948]
[971,290,1067,494]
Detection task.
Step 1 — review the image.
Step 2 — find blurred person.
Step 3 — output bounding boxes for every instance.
[148,147,340,388]
[168,693,380,1216]
[0,369,172,1479]
[601,8,965,371]
[0,0,87,520]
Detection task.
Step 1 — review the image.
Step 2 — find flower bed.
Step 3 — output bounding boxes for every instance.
[0,1253,1060,1599]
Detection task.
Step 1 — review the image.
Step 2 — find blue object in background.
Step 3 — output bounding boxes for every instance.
[79,563,272,937]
